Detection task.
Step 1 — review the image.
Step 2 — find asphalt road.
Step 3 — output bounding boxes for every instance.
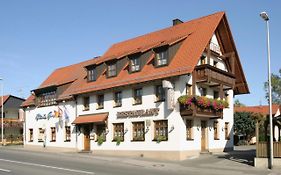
[0,146,280,175]
[0,147,184,175]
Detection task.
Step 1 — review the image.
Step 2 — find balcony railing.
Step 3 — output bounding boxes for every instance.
[180,104,223,118]
[195,64,235,87]
[178,95,227,118]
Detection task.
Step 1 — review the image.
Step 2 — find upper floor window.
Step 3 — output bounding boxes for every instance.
[107,63,117,77]
[155,48,168,67]
[114,91,122,107]
[186,84,192,96]
[38,91,56,107]
[97,94,104,109]
[200,87,207,97]
[130,57,140,72]
[83,96,90,111]
[133,88,142,105]
[214,91,219,99]
[200,55,206,65]
[155,85,165,102]
[213,60,218,68]
[87,67,97,82]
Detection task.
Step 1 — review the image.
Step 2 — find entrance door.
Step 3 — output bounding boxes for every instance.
[201,121,207,151]
[83,125,91,151]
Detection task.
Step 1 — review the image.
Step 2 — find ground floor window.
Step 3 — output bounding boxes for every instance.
[214,121,219,140]
[65,126,71,142]
[113,123,124,141]
[186,119,193,140]
[50,127,56,142]
[132,122,145,141]
[38,128,44,142]
[96,124,106,141]
[224,122,230,140]
[154,120,168,141]
[29,128,33,142]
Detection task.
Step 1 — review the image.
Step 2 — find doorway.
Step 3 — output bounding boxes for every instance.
[83,125,91,151]
[201,120,207,151]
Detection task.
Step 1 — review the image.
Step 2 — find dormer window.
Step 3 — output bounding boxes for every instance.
[130,56,140,72]
[107,62,117,77]
[155,47,168,67]
[87,67,97,82]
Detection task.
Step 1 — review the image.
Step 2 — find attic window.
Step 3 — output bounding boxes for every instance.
[130,56,140,72]
[107,62,117,77]
[155,48,168,67]
[87,67,97,82]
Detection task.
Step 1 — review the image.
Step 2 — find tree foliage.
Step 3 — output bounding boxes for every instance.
[234,99,245,107]
[264,68,281,104]
[234,112,255,141]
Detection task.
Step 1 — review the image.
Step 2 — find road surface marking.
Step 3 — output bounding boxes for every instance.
[0,168,11,173]
[0,158,94,174]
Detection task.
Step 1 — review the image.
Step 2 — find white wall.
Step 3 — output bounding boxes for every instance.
[24,101,77,148]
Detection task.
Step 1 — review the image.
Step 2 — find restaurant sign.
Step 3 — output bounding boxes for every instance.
[117,108,159,119]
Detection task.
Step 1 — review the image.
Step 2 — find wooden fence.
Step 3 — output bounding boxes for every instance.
[256,142,281,158]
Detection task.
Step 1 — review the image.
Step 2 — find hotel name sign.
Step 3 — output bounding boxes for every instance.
[117,108,159,119]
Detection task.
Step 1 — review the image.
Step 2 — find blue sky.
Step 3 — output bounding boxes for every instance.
[0,0,280,106]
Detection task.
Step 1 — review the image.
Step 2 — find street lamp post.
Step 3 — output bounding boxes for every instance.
[260,11,273,169]
[0,78,3,145]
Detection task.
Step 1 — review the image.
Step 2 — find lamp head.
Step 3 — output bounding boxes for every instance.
[260,12,269,21]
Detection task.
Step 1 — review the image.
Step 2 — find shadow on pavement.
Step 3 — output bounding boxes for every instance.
[216,148,256,166]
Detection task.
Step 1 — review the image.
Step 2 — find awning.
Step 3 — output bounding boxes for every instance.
[72,113,108,124]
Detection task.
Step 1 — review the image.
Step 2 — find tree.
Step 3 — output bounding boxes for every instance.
[264,68,281,104]
[234,112,255,143]
[234,99,245,107]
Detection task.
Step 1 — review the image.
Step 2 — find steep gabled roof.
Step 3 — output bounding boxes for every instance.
[22,11,249,107]
[67,11,248,96]
[0,95,25,108]
[21,59,94,107]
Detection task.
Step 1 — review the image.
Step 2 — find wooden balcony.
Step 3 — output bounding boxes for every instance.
[195,64,235,88]
[180,103,222,118]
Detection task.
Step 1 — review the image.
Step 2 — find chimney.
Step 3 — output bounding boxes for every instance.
[173,18,183,26]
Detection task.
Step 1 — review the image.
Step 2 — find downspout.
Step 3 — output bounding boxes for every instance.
[74,96,78,151]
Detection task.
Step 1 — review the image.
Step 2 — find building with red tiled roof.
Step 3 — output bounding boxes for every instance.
[23,12,249,160]
[235,104,281,117]
[0,95,25,145]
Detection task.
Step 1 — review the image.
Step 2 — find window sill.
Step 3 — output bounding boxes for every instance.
[131,139,145,142]
[133,102,142,106]
[50,140,56,142]
[214,138,220,140]
[83,109,90,111]
[152,139,168,142]
[29,140,33,142]
[64,140,71,142]
[96,107,104,110]
[38,140,43,142]
[113,105,122,108]
[186,138,194,141]
[112,140,124,142]
[154,100,165,103]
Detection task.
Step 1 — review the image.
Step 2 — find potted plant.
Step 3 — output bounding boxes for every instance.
[114,136,122,146]
[156,135,167,143]
[97,135,106,146]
